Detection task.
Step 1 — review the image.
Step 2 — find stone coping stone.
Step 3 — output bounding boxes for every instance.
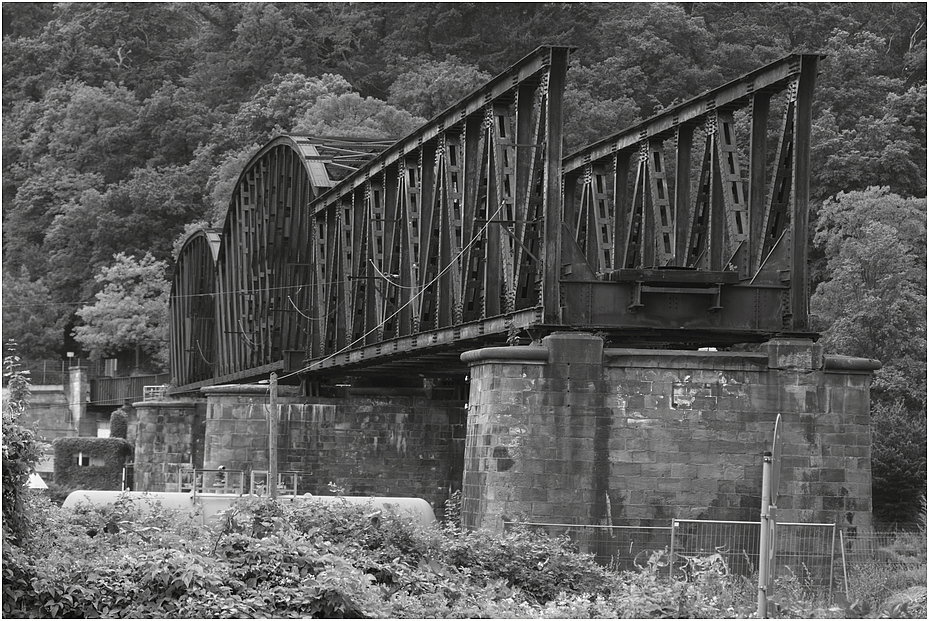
[200,384,300,396]
[460,345,549,364]
[824,355,882,371]
[131,399,201,408]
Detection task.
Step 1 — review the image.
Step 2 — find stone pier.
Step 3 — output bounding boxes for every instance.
[461,332,877,532]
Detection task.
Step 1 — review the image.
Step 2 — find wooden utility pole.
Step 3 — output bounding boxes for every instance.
[269,372,278,500]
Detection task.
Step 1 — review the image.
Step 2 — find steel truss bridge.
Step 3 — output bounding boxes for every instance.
[170,46,822,392]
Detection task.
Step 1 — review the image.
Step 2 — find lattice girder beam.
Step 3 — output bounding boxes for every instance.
[563,53,822,333]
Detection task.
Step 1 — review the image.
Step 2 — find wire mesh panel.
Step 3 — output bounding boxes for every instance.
[672,520,761,580]
[507,519,838,600]
[838,529,927,601]
[774,522,837,592]
[672,520,836,594]
[504,522,674,572]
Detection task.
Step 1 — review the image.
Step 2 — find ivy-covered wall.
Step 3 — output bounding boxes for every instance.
[53,437,133,491]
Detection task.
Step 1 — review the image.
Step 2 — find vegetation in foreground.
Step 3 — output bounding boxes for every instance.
[1,490,925,619]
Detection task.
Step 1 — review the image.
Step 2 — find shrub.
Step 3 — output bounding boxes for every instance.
[53,436,132,490]
[109,408,128,439]
[2,344,44,545]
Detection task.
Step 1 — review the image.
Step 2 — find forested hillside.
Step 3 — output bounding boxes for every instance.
[2,3,926,522]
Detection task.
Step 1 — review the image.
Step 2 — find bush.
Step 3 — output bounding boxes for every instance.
[12,493,894,619]
[2,344,44,545]
[109,408,128,439]
[871,400,928,525]
[53,436,133,490]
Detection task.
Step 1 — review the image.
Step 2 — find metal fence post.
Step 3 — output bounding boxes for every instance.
[758,450,773,618]
[828,523,837,603]
[839,529,849,598]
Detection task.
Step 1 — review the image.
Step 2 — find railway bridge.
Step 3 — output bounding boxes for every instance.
[149,47,876,532]
[170,46,820,391]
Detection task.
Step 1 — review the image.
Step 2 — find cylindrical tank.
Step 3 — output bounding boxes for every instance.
[61,490,436,525]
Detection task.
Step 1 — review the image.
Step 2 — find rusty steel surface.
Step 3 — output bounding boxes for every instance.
[169,47,822,390]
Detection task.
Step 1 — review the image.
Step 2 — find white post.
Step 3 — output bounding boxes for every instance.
[269,372,278,500]
[757,450,772,618]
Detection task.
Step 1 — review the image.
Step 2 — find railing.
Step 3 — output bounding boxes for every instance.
[7,359,99,386]
[90,373,171,405]
[178,469,246,496]
[143,385,169,401]
[176,469,302,497]
[249,471,300,496]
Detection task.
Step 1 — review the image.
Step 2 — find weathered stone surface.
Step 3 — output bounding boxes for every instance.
[461,333,874,532]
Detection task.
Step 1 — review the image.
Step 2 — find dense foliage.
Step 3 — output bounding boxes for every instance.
[3,493,924,619]
[1,343,43,545]
[0,494,761,619]
[1,2,926,522]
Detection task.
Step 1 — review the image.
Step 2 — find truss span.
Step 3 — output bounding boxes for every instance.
[170,47,823,391]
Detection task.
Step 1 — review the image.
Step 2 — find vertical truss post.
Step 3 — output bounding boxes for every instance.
[624,145,648,269]
[481,107,503,318]
[715,110,750,277]
[648,139,675,266]
[759,79,797,268]
[790,55,819,332]
[688,125,714,269]
[612,150,631,270]
[749,92,771,274]
[674,125,693,264]
[542,46,568,323]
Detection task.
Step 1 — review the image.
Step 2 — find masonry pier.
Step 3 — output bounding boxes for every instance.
[460,332,877,532]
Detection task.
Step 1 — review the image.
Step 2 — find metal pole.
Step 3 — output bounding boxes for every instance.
[839,530,850,600]
[757,450,772,618]
[828,523,837,604]
[269,372,278,500]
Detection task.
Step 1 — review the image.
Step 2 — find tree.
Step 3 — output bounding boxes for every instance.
[387,57,490,119]
[1,167,102,276]
[292,93,424,139]
[72,253,170,370]
[811,187,927,525]
[1,3,200,102]
[16,80,143,184]
[562,59,642,154]
[1,268,67,361]
[812,86,927,201]
[588,3,722,116]
[227,72,354,147]
[871,400,928,525]
[42,164,206,306]
[811,187,927,406]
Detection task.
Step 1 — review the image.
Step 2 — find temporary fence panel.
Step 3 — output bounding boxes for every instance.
[672,520,836,592]
[508,519,837,599]
[504,521,673,572]
[838,529,927,602]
